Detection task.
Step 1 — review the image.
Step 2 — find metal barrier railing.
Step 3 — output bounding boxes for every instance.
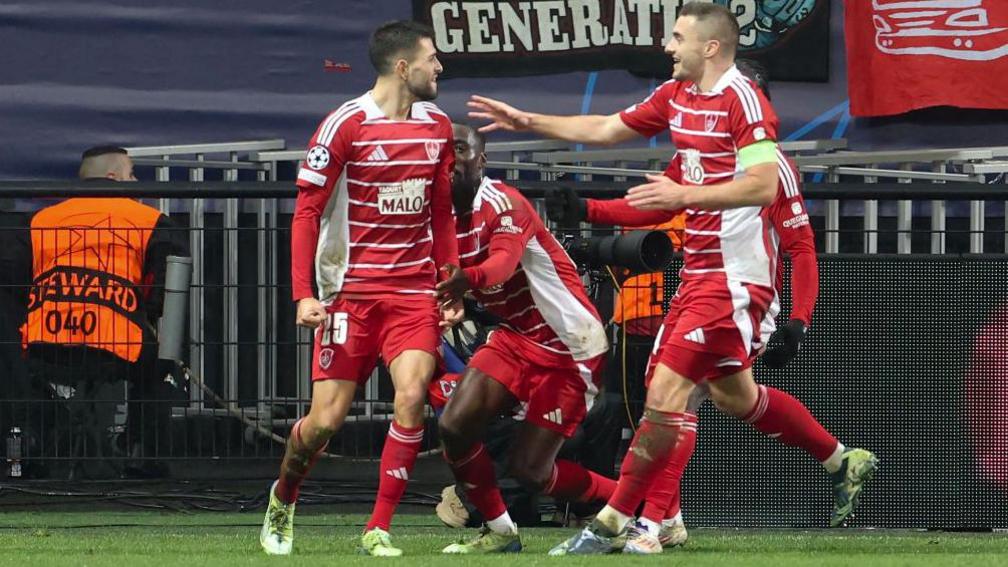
[125,140,287,417]
[3,178,1005,414]
[2,138,1007,470]
[118,139,587,417]
[240,137,1008,255]
[6,127,1007,261]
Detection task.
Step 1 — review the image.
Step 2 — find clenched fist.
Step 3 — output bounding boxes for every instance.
[296,297,326,329]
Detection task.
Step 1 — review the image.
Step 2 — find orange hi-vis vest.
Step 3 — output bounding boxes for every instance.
[23,198,162,362]
[613,214,686,325]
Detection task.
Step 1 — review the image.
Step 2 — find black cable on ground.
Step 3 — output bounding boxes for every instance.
[0,481,441,512]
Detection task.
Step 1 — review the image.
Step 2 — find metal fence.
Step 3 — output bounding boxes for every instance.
[0,139,1006,528]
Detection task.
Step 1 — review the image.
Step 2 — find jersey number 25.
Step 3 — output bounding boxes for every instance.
[320,312,348,346]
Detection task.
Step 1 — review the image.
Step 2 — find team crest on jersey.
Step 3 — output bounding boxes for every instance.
[704,114,720,133]
[425,140,441,161]
[378,178,426,215]
[791,202,803,215]
[319,348,334,370]
[306,145,330,170]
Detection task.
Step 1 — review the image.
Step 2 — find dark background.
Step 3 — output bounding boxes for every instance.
[2,0,1007,180]
[674,255,1008,528]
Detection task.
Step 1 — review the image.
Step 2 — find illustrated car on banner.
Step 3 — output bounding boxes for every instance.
[872,0,1008,60]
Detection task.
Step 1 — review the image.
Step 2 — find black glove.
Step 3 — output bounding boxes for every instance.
[544,186,587,226]
[762,319,807,369]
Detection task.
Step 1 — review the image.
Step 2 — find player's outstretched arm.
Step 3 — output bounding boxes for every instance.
[543,186,676,227]
[683,160,778,209]
[587,196,680,226]
[626,161,777,211]
[467,95,637,146]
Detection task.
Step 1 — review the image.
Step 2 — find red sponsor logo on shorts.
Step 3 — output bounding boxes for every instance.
[319,348,334,369]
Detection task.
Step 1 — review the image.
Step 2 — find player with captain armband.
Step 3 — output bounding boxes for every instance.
[469,3,877,554]
[545,57,876,553]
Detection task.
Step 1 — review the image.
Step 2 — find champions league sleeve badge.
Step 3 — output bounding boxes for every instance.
[306,145,331,171]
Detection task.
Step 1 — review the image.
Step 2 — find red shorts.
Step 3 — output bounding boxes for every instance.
[467,328,606,438]
[645,280,774,385]
[312,296,440,383]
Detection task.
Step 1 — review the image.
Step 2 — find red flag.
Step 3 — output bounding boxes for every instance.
[845,0,1008,117]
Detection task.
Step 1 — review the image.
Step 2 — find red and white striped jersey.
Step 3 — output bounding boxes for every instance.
[620,65,779,288]
[586,149,818,328]
[457,178,607,362]
[290,92,458,301]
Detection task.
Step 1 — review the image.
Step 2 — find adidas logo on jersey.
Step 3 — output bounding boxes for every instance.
[684,328,706,345]
[386,466,409,480]
[543,408,563,425]
[366,145,389,162]
[670,112,684,128]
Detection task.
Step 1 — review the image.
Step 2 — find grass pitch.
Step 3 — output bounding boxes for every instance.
[2,510,1006,566]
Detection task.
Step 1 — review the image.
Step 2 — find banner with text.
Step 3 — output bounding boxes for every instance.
[412,0,830,81]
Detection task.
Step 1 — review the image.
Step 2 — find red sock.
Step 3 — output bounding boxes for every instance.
[365,421,424,531]
[276,418,327,504]
[608,409,687,517]
[744,385,839,462]
[444,444,507,521]
[544,459,617,503]
[641,413,697,522]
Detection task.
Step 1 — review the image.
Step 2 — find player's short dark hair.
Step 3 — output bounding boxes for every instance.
[369,20,436,75]
[81,145,128,160]
[736,58,771,100]
[679,2,740,56]
[453,122,487,154]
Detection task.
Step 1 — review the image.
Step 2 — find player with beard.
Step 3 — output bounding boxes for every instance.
[545,59,876,553]
[469,4,877,554]
[260,20,461,557]
[433,123,615,554]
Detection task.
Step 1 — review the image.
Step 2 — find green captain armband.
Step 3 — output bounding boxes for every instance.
[738,140,778,170]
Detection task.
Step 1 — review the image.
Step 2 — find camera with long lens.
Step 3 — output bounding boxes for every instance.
[544,185,674,273]
[562,230,673,273]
